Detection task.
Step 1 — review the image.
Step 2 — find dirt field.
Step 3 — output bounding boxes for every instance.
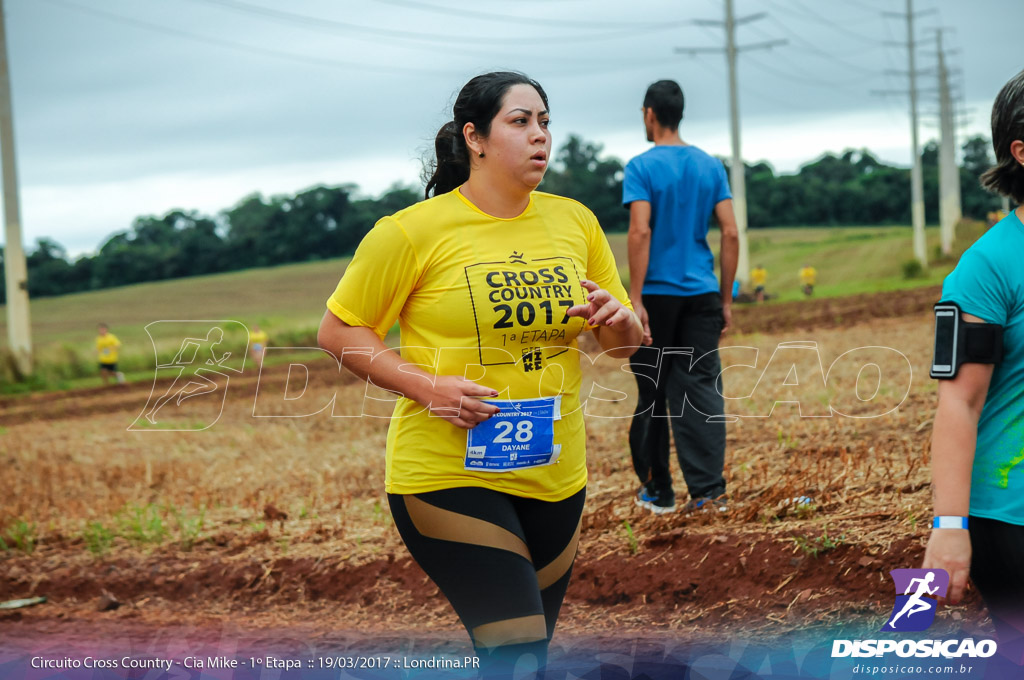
[0,285,997,655]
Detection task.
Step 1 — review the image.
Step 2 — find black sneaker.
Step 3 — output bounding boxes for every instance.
[634,484,676,514]
[682,495,728,514]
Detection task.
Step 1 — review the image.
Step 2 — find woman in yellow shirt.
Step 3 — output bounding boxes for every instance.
[318,72,642,675]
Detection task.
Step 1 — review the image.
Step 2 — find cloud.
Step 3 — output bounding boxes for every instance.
[2,0,1018,254]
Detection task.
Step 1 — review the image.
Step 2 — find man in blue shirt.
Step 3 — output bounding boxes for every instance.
[623,79,739,514]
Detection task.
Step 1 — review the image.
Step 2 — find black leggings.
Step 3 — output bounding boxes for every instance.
[388,486,586,674]
[971,515,1024,663]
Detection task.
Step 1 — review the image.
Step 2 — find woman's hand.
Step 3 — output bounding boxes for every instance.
[423,375,502,430]
[318,311,500,430]
[922,528,971,604]
[567,280,635,328]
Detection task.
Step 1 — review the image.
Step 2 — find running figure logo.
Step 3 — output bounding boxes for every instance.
[131,321,247,431]
[882,569,950,632]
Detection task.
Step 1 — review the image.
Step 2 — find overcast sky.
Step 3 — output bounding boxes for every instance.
[2,0,1021,255]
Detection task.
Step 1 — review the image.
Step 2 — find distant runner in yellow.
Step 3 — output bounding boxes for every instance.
[751,264,767,302]
[250,324,269,364]
[799,263,817,297]
[96,323,125,385]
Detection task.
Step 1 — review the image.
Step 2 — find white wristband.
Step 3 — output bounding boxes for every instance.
[933,516,969,529]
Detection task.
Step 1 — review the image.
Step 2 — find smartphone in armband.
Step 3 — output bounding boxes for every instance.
[930,304,958,379]
[930,301,1003,380]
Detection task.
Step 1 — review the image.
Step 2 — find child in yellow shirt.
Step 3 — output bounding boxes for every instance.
[96,323,125,384]
[799,264,817,297]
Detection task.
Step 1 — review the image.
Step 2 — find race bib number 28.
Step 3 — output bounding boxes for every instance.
[465,396,562,471]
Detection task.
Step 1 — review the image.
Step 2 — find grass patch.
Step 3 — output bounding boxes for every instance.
[174,505,206,550]
[82,521,117,555]
[118,504,169,545]
[1,519,37,554]
[79,505,207,554]
[790,529,845,558]
[622,519,639,555]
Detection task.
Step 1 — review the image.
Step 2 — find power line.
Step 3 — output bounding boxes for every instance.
[875,13,912,128]
[765,0,881,44]
[844,0,890,13]
[41,0,462,76]
[741,52,877,91]
[366,0,691,30]
[690,53,800,111]
[761,14,877,74]
[742,20,881,86]
[186,0,689,46]
[742,17,867,59]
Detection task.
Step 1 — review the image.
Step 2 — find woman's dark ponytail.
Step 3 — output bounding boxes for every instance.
[980,69,1024,205]
[424,71,549,199]
[425,121,470,199]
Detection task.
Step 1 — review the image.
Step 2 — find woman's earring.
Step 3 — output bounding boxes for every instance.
[479,152,485,158]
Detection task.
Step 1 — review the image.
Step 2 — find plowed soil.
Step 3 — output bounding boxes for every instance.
[1,284,996,651]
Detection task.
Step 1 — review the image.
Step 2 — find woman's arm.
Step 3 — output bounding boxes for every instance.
[317,310,500,429]
[922,313,994,603]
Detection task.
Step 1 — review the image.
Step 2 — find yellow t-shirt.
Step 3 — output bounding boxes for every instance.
[799,266,817,285]
[751,267,767,286]
[96,333,121,364]
[326,189,632,501]
[251,330,268,347]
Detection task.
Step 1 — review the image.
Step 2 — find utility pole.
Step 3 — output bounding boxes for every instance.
[0,0,32,377]
[676,0,785,285]
[904,0,926,267]
[877,0,934,268]
[935,29,961,256]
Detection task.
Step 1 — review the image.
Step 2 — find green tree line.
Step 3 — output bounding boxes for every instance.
[0,134,1005,303]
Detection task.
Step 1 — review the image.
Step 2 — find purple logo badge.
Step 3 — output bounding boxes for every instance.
[882,569,949,632]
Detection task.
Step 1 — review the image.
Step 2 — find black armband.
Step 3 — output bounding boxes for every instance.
[930,301,1004,379]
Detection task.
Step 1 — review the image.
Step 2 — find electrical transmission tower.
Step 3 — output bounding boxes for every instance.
[675,0,785,285]
[934,28,961,256]
[874,0,935,267]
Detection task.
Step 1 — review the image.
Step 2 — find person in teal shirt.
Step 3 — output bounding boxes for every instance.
[924,68,1024,664]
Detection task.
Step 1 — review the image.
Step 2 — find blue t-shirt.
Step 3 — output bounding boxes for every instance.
[940,210,1024,525]
[622,145,732,297]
